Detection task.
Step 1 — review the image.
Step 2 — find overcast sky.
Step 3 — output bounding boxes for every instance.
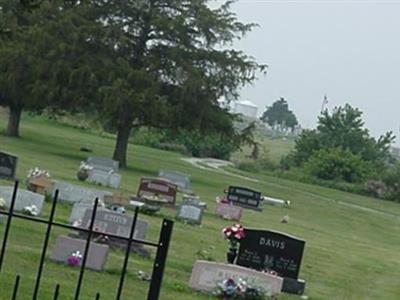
[216,0,400,144]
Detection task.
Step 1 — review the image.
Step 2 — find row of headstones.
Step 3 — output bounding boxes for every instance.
[0,149,192,193]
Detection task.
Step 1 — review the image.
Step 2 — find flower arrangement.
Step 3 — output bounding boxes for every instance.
[222,224,245,250]
[27,167,50,179]
[67,250,83,267]
[214,277,270,300]
[92,225,109,244]
[0,197,6,210]
[22,205,38,216]
[77,161,93,181]
[222,224,246,264]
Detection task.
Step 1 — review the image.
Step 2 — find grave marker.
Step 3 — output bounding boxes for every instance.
[215,202,242,221]
[137,178,177,205]
[0,186,44,215]
[176,203,203,225]
[80,209,148,253]
[50,235,109,271]
[85,157,121,188]
[50,181,112,204]
[0,151,18,180]
[236,229,305,280]
[87,156,119,172]
[189,261,283,295]
[227,186,262,211]
[158,170,191,192]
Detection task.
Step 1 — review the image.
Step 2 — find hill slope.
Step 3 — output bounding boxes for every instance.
[1,114,400,300]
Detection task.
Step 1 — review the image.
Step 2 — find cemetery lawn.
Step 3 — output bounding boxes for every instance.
[1,113,400,300]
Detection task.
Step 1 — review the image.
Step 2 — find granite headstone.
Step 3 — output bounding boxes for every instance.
[236,229,305,280]
[176,203,203,225]
[189,260,283,295]
[227,186,262,211]
[0,151,18,180]
[215,202,242,221]
[0,186,44,215]
[50,181,112,204]
[158,170,191,192]
[50,235,109,271]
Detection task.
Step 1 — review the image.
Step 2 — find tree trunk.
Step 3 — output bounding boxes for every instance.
[113,123,133,168]
[6,106,22,137]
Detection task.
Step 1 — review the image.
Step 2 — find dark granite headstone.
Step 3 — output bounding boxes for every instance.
[227,186,262,211]
[0,151,18,180]
[236,229,305,279]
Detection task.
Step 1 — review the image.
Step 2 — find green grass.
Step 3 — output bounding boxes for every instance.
[1,113,400,299]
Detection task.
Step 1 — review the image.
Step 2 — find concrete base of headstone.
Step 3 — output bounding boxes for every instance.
[50,235,109,271]
[0,186,44,215]
[189,260,283,296]
[282,278,306,295]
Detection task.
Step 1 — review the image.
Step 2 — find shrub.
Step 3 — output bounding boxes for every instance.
[382,163,400,202]
[304,147,371,183]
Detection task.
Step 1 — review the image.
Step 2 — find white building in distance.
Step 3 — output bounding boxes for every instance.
[233,100,258,118]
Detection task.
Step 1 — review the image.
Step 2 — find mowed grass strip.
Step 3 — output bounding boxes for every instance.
[0,113,400,299]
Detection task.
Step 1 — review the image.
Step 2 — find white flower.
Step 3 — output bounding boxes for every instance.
[22,205,38,216]
[0,197,6,209]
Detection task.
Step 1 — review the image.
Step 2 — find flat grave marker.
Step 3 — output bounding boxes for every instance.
[0,151,18,180]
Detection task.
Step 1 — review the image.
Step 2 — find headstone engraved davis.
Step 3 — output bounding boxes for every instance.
[80,209,148,251]
[0,151,18,180]
[227,186,262,211]
[176,203,203,225]
[158,170,191,192]
[0,186,44,215]
[236,229,305,280]
[137,178,177,205]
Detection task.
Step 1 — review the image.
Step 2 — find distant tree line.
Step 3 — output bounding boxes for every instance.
[281,104,400,201]
[0,0,266,166]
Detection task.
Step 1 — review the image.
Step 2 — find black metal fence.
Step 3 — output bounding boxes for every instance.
[0,181,174,300]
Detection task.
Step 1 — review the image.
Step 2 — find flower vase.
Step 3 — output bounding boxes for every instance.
[226,248,237,264]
